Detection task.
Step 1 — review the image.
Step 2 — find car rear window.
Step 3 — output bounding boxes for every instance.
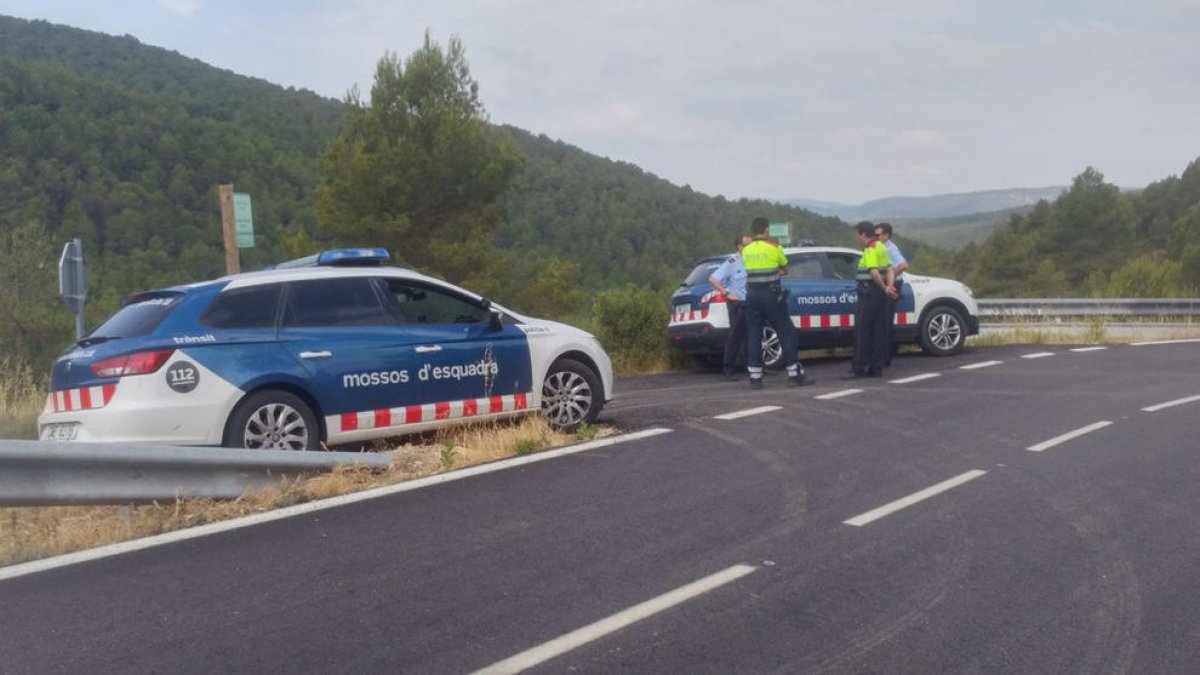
[88,292,185,340]
[200,284,282,329]
[682,258,726,287]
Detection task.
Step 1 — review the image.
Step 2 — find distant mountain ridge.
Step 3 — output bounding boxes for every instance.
[781,187,1068,222]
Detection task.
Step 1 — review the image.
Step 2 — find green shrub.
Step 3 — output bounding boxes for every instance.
[591,285,675,373]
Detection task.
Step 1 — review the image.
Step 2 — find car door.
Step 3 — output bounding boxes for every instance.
[783,251,846,347]
[822,251,864,345]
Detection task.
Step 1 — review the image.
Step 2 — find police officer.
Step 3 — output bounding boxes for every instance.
[875,222,908,366]
[844,221,896,378]
[709,234,752,380]
[742,217,815,389]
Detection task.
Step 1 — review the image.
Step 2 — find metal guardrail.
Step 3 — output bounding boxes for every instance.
[977,298,1200,319]
[0,441,391,506]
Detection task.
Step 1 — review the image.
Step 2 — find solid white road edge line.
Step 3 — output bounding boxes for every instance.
[959,360,1003,370]
[1131,338,1200,346]
[472,564,758,675]
[815,389,863,400]
[889,373,941,384]
[844,470,987,527]
[1070,346,1108,352]
[714,405,782,420]
[1022,352,1055,359]
[1026,421,1113,452]
[1142,394,1200,412]
[0,428,674,583]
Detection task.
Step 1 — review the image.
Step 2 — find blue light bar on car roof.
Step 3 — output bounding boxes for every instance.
[272,248,391,269]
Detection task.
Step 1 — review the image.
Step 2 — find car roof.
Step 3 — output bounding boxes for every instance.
[151,264,481,302]
[697,245,859,263]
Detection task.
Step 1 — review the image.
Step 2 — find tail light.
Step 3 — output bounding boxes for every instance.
[91,349,175,378]
[700,290,727,304]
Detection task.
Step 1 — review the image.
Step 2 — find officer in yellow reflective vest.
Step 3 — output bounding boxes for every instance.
[741,217,816,389]
[843,221,896,378]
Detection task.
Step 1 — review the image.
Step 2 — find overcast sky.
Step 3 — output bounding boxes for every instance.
[3,0,1199,204]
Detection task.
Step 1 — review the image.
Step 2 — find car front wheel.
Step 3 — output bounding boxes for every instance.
[224,389,320,451]
[542,359,601,432]
[761,326,784,370]
[919,305,967,356]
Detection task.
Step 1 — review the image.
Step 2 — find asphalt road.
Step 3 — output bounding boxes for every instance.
[2,341,1199,674]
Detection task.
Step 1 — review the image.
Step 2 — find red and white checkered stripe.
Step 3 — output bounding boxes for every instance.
[337,392,531,433]
[670,308,710,323]
[893,311,916,326]
[48,384,117,413]
[790,311,917,329]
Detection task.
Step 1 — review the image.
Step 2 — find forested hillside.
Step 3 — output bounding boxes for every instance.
[0,15,852,369]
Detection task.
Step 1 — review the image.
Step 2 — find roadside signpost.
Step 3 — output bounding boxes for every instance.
[58,238,87,339]
[218,184,254,274]
[769,222,792,246]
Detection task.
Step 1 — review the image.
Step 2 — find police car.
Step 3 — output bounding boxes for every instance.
[668,245,980,368]
[38,249,614,450]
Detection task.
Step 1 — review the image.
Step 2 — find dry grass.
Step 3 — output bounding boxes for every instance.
[0,358,44,440]
[0,416,612,568]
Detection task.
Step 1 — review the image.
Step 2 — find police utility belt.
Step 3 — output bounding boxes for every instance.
[748,280,787,302]
[855,271,880,294]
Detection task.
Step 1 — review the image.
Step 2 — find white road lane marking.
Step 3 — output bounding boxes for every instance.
[844,470,987,527]
[714,406,782,420]
[1131,338,1200,346]
[816,389,863,400]
[1022,352,1055,359]
[960,360,1003,370]
[1070,346,1108,352]
[1142,394,1200,412]
[472,564,758,674]
[889,373,941,384]
[1026,421,1113,452]
[0,428,674,583]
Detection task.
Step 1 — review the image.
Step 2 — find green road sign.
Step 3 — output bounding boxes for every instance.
[233,192,254,248]
[769,222,791,246]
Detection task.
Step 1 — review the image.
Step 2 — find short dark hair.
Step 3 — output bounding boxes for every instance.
[751,217,770,235]
[855,221,877,238]
[876,222,894,237]
[734,233,749,248]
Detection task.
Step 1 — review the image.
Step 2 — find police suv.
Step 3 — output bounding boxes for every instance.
[668,245,980,368]
[38,249,613,450]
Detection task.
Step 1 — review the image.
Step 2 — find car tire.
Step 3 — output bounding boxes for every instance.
[919,305,967,356]
[224,389,321,451]
[541,359,601,433]
[761,326,784,371]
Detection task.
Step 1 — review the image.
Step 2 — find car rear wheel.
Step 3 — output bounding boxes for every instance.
[761,326,784,370]
[919,305,966,356]
[542,359,601,432]
[225,389,320,451]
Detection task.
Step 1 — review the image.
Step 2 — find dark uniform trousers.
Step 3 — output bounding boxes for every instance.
[723,299,746,371]
[883,277,902,366]
[852,282,888,375]
[745,286,799,371]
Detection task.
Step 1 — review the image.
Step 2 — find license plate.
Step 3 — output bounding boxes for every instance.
[674,304,691,314]
[40,423,80,442]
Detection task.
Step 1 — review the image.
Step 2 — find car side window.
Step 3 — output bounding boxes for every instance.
[380,279,488,325]
[786,253,824,280]
[281,277,390,327]
[826,252,860,280]
[200,284,281,329]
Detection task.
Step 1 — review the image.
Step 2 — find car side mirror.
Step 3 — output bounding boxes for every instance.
[488,308,504,331]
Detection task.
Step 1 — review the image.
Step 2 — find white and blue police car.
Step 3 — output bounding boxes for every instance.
[38,248,614,450]
[668,245,980,368]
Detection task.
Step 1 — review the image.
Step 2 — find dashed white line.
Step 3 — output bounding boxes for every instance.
[0,428,674,582]
[472,564,758,674]
[1131,338,1200,346]
[1026,421,1112,452]
[1022,352,1055,359]
[889,373,941,384]
[844,470,987,527]
[1142,394,1200,413]
[714,406,781,420]
[959,360,1003,370]
[816,389,863,400]
[1070,346,1108,352]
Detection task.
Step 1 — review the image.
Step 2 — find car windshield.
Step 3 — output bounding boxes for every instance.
[682,258,726,287]
[86,292,185,341]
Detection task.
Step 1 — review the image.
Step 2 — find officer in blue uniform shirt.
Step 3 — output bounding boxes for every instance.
[709,234,751,379]
[875,222,908,366]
